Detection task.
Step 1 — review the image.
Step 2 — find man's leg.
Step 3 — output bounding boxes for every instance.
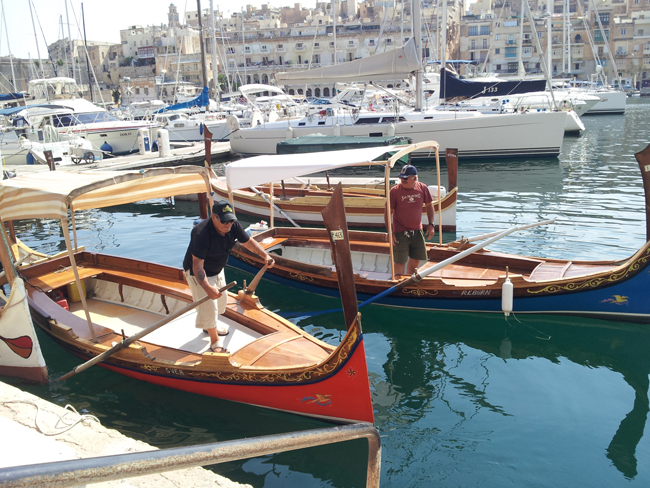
[406,258,420,275]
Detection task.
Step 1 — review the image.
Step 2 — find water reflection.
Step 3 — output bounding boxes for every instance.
[351,305,650,483]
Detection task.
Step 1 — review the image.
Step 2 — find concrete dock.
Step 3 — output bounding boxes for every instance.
[0,381,251,487]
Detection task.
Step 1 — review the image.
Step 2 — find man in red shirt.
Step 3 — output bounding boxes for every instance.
[385,165,436,275]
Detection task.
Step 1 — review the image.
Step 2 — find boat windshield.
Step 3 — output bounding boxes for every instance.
[52,111,119,127]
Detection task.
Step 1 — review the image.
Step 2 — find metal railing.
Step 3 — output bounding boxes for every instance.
[0,423,381,488]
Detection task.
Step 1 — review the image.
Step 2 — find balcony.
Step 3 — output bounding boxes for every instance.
[277,47,286,53]
[295,45,306,52]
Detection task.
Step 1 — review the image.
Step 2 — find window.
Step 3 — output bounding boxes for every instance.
[480,25,490,35]
[508,62,518,71]
[496,64,502,70]
[495,34,500,40]
[144,87,149,95]
[599,12,610,25]
[508,34,514,44]
[621,28,627,36]
[594,29,609,42]
[495,48,500,54]
[469,26,478,36]
[505,46,517,58]
[482,39,488,49]
[523,46,532,56]
[471,39,476,50]
[135,88,140,94]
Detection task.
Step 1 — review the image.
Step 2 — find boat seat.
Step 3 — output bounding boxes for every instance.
[529,261,573,281]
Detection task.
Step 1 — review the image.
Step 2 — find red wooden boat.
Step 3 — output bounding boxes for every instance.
[0,166,374,423]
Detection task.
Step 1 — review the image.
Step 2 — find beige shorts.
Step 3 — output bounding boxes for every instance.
[183,269,227,330]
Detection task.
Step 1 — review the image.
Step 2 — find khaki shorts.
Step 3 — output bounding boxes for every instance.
[393,230,427,264]
[184,269,227,330]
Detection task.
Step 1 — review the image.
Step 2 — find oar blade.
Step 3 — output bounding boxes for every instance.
[321,183,358,330]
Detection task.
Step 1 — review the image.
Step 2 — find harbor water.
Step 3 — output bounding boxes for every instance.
[6,98,650,487]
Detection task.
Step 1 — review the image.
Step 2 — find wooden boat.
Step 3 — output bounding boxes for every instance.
[213,141,458,230]
[0,166,374,423]
[225,143,650,323]
[0,234,48,383]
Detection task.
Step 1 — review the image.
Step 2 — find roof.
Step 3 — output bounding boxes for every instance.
[0,166,210,222]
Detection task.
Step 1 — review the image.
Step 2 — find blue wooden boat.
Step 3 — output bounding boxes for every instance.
[228,143,650,323]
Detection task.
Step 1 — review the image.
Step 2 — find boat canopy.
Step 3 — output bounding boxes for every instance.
[274,38,419,86]
[154,86,209,113]
[0,166,210,222]
[0,93,26,102]
[225,145,403,190]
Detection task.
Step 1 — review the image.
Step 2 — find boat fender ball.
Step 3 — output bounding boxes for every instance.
[502,274,513,317]
[100,142,113,154]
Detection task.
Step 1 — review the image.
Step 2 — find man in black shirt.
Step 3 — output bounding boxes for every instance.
[183,200,274,353]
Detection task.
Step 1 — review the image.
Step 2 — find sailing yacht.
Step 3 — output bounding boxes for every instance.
[230,40,567,158]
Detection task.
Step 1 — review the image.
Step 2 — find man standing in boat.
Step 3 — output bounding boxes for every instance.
[386,165,436,275]
[183,200,275,353]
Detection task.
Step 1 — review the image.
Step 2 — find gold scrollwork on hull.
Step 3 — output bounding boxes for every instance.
[527,246,650,295]
[401,288,438,297]
[141,364,161,372]
[289,272,315,282]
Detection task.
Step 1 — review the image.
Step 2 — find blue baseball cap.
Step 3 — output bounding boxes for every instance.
[398,165,417,179]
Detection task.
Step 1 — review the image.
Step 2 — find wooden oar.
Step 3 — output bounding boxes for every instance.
[451,219,555,245]
[357,219,555,308]
[57,281,236,382]
[281,219,554,320]
[249,186,301,228]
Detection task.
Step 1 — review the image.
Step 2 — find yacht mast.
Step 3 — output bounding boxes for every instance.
[28,0,44,78]
[414,0,423,109]
[1,0,16,91]
[517,0,525,77]
[65,0,76,83]
[196,0,209,89]
[208,0,220,109]
[333,0,337,65]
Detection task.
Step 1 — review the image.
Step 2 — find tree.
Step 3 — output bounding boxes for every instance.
[111,88,120,106]
[33,60,40,68]
[56,59,64,67]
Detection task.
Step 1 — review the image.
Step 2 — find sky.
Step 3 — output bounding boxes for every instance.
[1,0,317,60]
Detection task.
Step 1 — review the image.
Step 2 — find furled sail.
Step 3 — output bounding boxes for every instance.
[275,38,419,86]
[439,68,547,101]
[154,86,209,113]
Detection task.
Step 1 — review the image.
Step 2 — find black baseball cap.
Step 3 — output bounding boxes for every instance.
[212,200,237,223]
[398,165,417,179]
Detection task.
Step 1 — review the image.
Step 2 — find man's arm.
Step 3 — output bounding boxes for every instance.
[192,255,223,299]
[424,201,435,239]
[242,238,275,268]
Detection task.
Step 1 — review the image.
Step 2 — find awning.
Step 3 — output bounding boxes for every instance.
[225,145,401,190]
[0,166,210,222]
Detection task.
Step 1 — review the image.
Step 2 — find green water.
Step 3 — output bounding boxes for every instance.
[5,98,650,487]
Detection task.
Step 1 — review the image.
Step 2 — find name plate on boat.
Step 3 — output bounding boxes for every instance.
[646,165,650,173]
[330,229,344,241]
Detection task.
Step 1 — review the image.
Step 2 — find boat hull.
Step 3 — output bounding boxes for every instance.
[228,231,650,322]
[0,277,48,383]
[213,181,458,231]
[230,111,567,159]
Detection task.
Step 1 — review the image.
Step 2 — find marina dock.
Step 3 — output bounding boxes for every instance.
[3,141,232,176]
[0,380,251,488]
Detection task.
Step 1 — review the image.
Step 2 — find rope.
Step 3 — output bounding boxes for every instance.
[0,400,100,436]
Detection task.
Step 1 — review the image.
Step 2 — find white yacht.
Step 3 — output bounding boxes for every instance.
[230,107,567,159]
[27,78,155,155]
